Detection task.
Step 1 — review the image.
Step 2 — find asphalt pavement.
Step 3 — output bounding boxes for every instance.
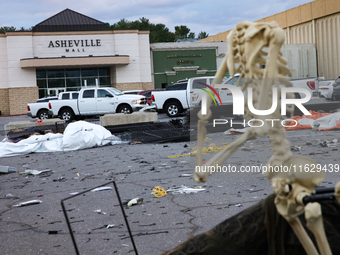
[0,114,340,254]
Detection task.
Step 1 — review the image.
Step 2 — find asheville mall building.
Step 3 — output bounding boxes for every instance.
[0,9,152,115]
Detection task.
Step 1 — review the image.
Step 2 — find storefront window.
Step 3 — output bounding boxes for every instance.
[99,77,111,86]
[81,68,98,77]
[66,78,81,87]
[48,78,65,88]
[39,89,48,98]
[37,79,47,88]
[99,68,110,76]
[82,77,97,86]
[47,70,64,78]
[36,67,111,97]
[36,70,46,79]
[65,69,81,77]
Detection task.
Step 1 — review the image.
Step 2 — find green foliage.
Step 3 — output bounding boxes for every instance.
[198,31,209,39]
[174,25,190,38]
[108,17,176,43]
[109,18,210,43]
[0,26,32,33]
[188,32,195,38]
[0,26,17,33]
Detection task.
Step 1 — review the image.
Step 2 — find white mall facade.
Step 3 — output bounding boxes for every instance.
[0,30,152,115]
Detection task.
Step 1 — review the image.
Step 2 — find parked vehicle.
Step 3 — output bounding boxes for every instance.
[165,82,188,91]
[138,89,164,105]
[123,90,143,95]
[36,96,58,103]
[289,77,324,98]
[151,76,231,117]
[58,92,79,100]
[151,74,328,117]
[331,77,340,100]
[48,87,147,122]
[319,80,336,99]
[27,93,73,120]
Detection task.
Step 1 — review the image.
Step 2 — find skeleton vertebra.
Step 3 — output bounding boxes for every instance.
[194,21,334,255]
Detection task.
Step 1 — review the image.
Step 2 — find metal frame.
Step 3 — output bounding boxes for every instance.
[61,180,138,255]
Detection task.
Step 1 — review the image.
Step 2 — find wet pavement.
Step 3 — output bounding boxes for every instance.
[0,115,340,254]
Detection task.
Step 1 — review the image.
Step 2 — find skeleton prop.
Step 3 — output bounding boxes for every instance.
[194,21,339,255]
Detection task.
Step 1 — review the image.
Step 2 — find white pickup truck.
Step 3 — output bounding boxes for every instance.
[151,76,232,117]
[151,76,324,117]
[27,92,79,120]
[48,87,147,122]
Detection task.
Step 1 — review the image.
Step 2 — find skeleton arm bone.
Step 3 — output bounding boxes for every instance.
[195,56,229,178]
[193,128,257,182]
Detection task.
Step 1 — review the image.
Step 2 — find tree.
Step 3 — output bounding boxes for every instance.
[109,18,131,30]
[108,18,176,43]
[188,32,195,38]
[0,26,17,33]
[174,25,190,39]
[150,23,175,43]
[198,31,209,39]
[0,26,32,33]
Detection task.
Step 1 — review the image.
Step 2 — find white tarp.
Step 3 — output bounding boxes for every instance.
[0,121,122,158]
[286,111,340,131]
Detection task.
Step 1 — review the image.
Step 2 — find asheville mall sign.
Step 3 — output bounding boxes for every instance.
[48,39,101,52]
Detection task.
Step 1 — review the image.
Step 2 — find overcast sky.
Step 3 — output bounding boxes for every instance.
[1,0,312,36]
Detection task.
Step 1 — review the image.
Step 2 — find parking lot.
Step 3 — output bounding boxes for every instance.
[1,113,340,254]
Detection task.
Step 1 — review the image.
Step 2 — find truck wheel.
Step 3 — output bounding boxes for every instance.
[117,105,132,114]
[38,110,49,120]
[60,109,74,122]
[165,101,181,117]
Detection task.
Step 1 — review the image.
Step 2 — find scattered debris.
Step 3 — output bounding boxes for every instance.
[106,224,115,229]
[327,143,337,148]
[53,177,66,182]
[112,121,190,144]
[0,165,17,174]
[127,198,143,207]
[319,141,328,147]
[152,186,167,197]
[224,128,247,135]
[13,200,42,207]
[249,189,264,193]
[91,186,113,192]
[179,174,192,177]
[94,209,107,215]
[25,169,51,176]
[167,185,206,194]
[327,139,338,147]
[291,146,301,151]
[235,204,242,207]
[5,194,14,198]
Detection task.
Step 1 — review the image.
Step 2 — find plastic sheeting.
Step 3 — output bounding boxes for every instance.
[0,121,122,158]
[286,111,340,131]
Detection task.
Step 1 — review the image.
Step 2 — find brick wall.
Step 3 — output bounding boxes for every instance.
[9,87,39,115]
[114,82,153,92]
[0,88,10,115]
